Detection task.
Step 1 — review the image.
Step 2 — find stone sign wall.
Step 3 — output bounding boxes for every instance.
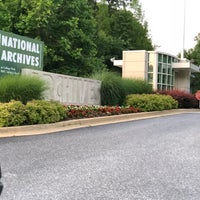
[22,69,101,105]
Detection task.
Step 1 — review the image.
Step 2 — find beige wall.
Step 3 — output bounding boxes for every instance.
[22,69,101,105]
[122,51,148,80]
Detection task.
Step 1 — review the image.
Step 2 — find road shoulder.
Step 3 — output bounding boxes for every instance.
[0,109,200,137]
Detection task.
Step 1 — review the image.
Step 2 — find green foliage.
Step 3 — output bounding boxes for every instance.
[95,3,153,72]
[91,70,125,105]
[90,70,152,106]
[191,72,200,94]
[0,0,53,36]
[124,94,178,112]
[0,100,66,127]
[0,75,47,104]
[25,100,66,125]
[110,9,152,51]
[0,100,26,127]
[43,0,105,76]
[100,72,124,106]
[184,35,200,93]
[185,33,200,66]
[122,78,152,96]
[157,90,198,108]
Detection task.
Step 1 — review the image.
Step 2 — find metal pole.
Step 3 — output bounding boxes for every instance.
[181,0,186,59]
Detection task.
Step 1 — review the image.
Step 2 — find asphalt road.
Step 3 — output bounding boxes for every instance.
[1,113,200,200]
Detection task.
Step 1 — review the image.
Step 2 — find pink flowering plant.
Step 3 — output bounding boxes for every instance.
[64,105,140,119]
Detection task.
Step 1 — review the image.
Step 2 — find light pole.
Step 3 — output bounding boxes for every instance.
[181,0,186,59]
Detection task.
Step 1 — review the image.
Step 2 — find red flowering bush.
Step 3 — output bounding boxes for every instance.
[157,90,198,108]
[64,105,140,119]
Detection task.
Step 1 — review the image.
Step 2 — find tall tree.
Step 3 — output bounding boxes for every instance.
[44,0,105,76]
[94,2,153,71]
[0,0,53,37]
[184,33,200,93]
[0,0,105,76]
[110,9,152,51]
[106,0,132,10]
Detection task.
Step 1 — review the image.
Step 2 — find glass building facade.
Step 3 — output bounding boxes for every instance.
[147,52,179,90]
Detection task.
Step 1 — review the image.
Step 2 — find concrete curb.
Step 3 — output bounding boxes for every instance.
[0,109,200,138]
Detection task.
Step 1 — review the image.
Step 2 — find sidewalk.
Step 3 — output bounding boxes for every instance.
[0,109,200,138]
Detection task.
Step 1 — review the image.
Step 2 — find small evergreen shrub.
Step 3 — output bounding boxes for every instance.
[0,100,26,127]
[25,100,66,124]
[157,90,198,108]
[0,75,47,104]
[124,94,178,112]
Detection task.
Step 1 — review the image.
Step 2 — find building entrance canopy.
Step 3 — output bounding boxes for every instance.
[172,59,199,72]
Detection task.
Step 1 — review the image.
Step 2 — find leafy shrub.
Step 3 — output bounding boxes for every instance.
[0,100,26,127]
[124,94,178,112]
[157,90,198,108]
[0,100,66,127]
[90,70,152,106]
[0,75,47,104]
[25,100,66,124]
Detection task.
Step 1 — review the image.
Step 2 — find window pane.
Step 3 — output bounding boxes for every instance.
[148,64,153,72]
[148,73,153,83]
[162,64,167,73]
[167,65,171,74]
[168,56,172,63]
[163,75,167,84]
[167,76,171,84]
[157,74,162,83]
[158,54,162,62]
[157,84,162,90]
[163,55,167,63]
[158,63,162,72]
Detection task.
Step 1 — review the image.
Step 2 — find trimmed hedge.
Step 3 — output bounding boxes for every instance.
[0,100,26,127]
[157,90,198,108]
[124,94,178,112]
[0,100,66,127]
[25,100,66,125]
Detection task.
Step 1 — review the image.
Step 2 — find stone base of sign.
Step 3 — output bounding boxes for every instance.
[22,69,101,105]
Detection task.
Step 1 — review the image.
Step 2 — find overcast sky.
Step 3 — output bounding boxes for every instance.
[140,0,200,55]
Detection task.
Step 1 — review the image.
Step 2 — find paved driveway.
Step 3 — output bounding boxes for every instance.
[1,113,200,200]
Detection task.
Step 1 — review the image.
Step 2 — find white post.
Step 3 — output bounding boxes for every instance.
[181,0,186,59]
